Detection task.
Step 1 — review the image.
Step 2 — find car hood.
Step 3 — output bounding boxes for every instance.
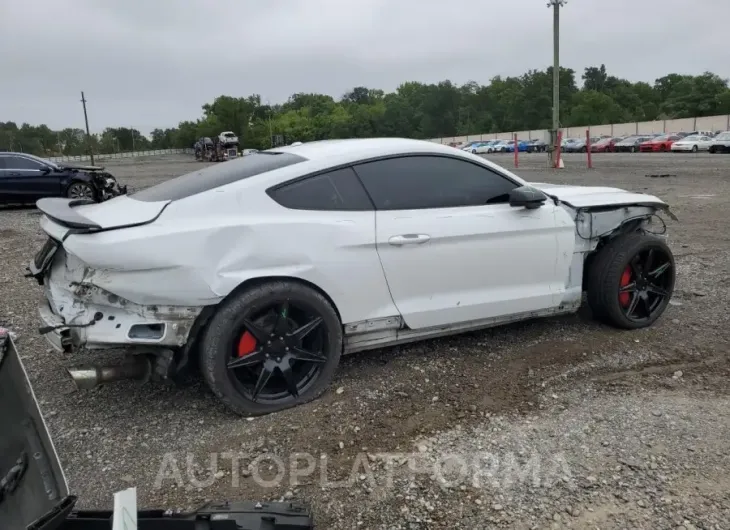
[529,182,669,210]
[615,139,638,145]
[0,330,74,530]
[56,162,106,172]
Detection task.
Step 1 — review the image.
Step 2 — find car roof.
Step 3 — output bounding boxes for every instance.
[269,138,462,165]
[0,152,52,164]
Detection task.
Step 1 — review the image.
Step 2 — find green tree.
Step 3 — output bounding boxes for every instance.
[4,65,730,156]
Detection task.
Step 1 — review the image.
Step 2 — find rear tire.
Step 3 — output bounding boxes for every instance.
[200,280,343,416]
[586,233,675,330]
[691,145,698,153]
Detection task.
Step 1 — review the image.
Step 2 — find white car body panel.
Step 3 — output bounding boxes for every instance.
[374,203,575,329]
[32,138,673,353]
[530,183,668,209]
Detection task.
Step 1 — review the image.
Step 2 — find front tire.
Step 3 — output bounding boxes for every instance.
[200,280,343,416]
[586,233,675,330]
[691,145,698,153]
[67,181,96,201]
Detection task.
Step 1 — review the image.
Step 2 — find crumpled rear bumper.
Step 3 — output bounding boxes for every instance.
[36,248,203,352]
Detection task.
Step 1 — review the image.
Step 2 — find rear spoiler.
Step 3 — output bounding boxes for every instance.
[35,198,102,230]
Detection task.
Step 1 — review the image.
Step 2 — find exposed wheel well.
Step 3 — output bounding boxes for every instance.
[581,217,650,291]
[179,276,343,378]
[222,276,343,323]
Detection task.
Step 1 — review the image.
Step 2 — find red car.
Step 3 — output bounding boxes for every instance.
[590,137,623,153]
[639,134,681,152]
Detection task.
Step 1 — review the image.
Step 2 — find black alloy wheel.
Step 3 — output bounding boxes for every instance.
[200,281,342,416]
[616,248,673,325]
[586,232,676,330]
[67,181,95,200]
[228,302,326,402]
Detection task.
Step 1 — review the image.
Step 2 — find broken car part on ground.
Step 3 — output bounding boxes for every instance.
[0,328,315,529]
[26,138,677,416]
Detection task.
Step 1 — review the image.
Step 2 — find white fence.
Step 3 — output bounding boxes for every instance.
[428,113,730,144]
[47,148,193,163]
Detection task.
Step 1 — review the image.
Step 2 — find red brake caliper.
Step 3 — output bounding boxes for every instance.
[618,266,632,307]
[237,331,257,357]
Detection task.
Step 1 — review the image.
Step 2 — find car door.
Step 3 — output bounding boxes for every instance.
[352,154,575,330]
[2,155,60,202]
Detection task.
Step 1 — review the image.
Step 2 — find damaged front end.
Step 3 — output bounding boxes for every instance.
[87,169,127,201]
[58,162,128,201]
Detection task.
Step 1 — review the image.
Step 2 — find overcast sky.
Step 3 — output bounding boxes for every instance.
[2,0,728,135]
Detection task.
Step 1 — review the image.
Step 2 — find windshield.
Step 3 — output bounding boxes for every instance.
[223,133,236,137]
[651,135,668,141]
[682,135,701,141]
[715,132,730,141]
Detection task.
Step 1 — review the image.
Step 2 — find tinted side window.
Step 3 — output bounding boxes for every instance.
[269,167,373,211]
[131,152,307,202]
[353,156,518,210]
[10,156,43,170]
[0,157,7,170]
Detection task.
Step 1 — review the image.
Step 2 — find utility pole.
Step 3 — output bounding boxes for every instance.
[80,91,94,165]
[547,0,566,167]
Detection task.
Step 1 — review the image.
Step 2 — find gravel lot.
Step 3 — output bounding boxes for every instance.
[1,152,729,529]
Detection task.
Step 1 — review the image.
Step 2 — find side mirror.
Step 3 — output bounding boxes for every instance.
[39,166,51,174]
[509,185,548,210]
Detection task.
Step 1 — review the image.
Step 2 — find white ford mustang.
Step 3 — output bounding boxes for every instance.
[27,138,677,416]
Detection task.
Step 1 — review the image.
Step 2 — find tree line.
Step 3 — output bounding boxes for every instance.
[3,64,730,157]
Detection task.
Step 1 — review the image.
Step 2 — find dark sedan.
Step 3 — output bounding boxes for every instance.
[0,152,126,205]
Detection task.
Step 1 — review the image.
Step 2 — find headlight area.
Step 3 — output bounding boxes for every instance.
[40,249,203,352]
[93,173,126,199]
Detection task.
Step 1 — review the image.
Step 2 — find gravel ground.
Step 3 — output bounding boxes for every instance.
[1,152,729,529]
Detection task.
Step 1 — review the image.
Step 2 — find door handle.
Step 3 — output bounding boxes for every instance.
[388,234,431,246]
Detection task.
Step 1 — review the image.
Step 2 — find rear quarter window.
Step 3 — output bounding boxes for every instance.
[131,152,307,202]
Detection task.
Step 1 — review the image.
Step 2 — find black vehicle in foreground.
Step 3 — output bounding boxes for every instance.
[0,329,315,530]
[0,152,126,205]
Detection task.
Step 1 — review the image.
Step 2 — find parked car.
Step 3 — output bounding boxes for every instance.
[561,138,587,153]
[484,140,508,153]
[469,142,497,154]
[460,141,482,152]
[27,138,678,417]
[708,131,730,153]
[639,134,682,152]
[670,134,714,153]
[502,140,530,153]
[0,152,126,205]
[590,137,623,153]
[526,139,548,153]
[614,136,654,153]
